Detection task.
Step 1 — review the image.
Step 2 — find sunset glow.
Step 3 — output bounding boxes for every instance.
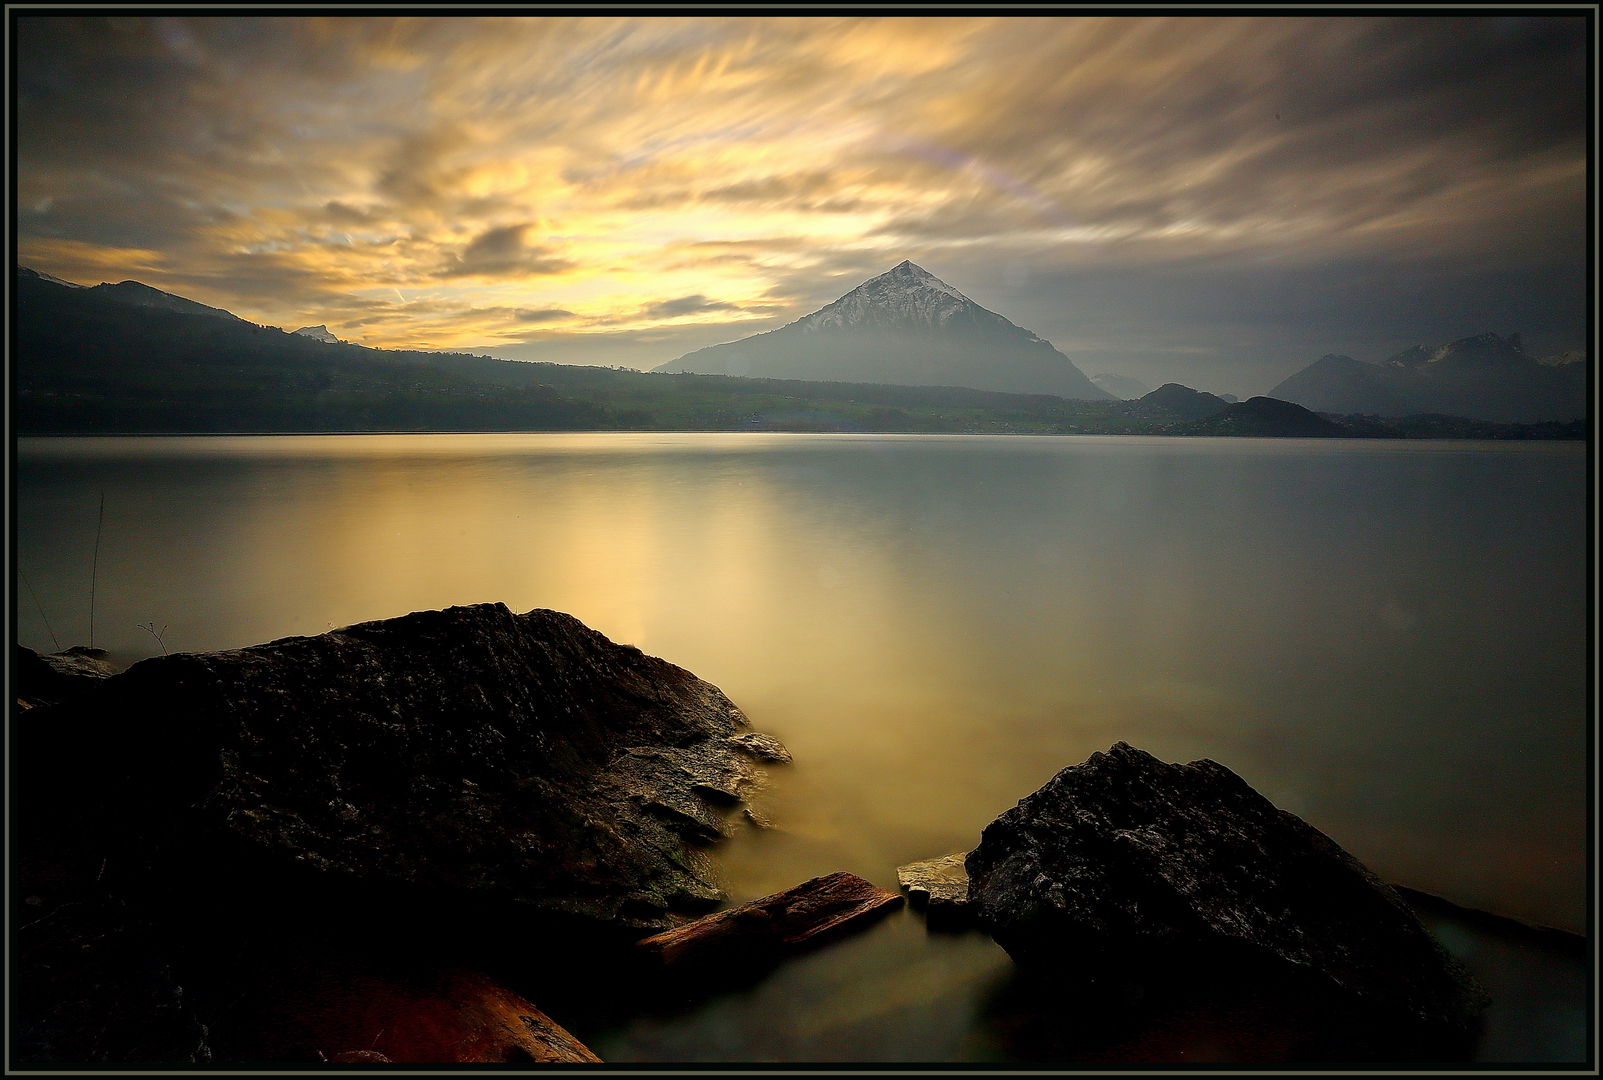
[17,15,1586,393]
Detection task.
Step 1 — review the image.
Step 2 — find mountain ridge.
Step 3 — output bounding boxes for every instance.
[1268,334,1585,423]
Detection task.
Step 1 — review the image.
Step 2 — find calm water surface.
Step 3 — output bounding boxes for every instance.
[15,433,1587,1061]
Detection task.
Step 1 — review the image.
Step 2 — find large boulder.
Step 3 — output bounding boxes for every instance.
[16,603,787,1063]
[966,743,1485,1031]
[19,603,785,933]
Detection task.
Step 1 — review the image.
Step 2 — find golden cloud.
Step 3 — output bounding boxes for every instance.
[16,15,1585,364]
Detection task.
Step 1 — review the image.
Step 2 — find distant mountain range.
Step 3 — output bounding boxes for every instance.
[14,265,1583,439]
[654,261,1114,400]
[15,266,602,431]
[1268,333,1586,423]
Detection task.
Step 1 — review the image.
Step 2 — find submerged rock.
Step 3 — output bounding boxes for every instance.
[897,852,972,926]
[636,872,903,968]
[966,742,1486,1031]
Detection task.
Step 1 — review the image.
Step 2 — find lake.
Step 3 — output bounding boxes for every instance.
[14,432,1587,1062]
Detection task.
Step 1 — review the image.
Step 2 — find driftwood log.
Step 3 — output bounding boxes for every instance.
[637,872,903,968]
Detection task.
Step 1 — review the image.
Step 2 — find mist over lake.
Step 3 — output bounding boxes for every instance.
[18,433,1584,938]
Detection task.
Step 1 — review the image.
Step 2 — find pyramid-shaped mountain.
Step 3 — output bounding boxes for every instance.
[653,261,1113,400]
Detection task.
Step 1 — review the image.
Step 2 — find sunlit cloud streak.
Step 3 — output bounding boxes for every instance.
[16,14,1585,393]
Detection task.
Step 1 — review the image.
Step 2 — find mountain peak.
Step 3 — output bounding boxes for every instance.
[865,259,969,299]
[796,261,976,334]
[89,279,242,321]
[1385,332,1533,370]
[651,261,1113,399]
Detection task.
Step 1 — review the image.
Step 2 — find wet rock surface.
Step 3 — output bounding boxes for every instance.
[15,604,784,1063]
[967,742,1487,1032]
[727,731,793,763]
[637,872,903,969]
[897,851,972,926]
[22,603,782,930]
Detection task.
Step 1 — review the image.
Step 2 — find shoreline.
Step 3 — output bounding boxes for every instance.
[13,426,1590,441]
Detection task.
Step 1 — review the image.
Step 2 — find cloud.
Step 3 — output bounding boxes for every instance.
[640,294,738,319]
[14,15,1585,386]
[436,224,575,278]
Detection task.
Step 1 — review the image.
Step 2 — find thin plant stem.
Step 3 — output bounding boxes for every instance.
[89,492,105,649]
[19,567,61,652]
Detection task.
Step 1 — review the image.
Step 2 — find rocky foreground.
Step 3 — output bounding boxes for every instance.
[965,743,1486,1030]
[17,613,1511,1064]
[15,604,788,1063]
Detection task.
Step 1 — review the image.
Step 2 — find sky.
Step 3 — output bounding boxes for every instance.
[15,15,1589,397]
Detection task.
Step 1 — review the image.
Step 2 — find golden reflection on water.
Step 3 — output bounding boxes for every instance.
[16,434,1588,938]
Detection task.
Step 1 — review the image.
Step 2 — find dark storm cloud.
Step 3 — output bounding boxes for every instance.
[436,224,575,279]
[895,16,1585,235]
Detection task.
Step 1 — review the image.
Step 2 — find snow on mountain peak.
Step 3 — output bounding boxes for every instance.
[796,261,985,332]
[19,266,86,289]
[882,260,969,301]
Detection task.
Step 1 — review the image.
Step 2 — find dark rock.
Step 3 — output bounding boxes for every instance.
[16,644,117,706]
[14,848,211,1065]
[16,604,787,1063]
[967,742,1487,1032]
[978,935,1477,1063]
[241,962,598,1063]
[637,871,903,968]
[896,851,972,925]
[23,603,783,933]
[728,731,793,763]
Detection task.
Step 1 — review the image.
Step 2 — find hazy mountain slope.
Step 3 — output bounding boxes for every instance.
[1091,372,1153,399]
[1268,334,1586,422]
[15,267,601,431]
[1171,397,1360,437]
[654,261,1113,400]
[1267,354,1419,417]
[1135,383,1230,420]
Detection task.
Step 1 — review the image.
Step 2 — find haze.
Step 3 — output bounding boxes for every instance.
[16,15,1586,398]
